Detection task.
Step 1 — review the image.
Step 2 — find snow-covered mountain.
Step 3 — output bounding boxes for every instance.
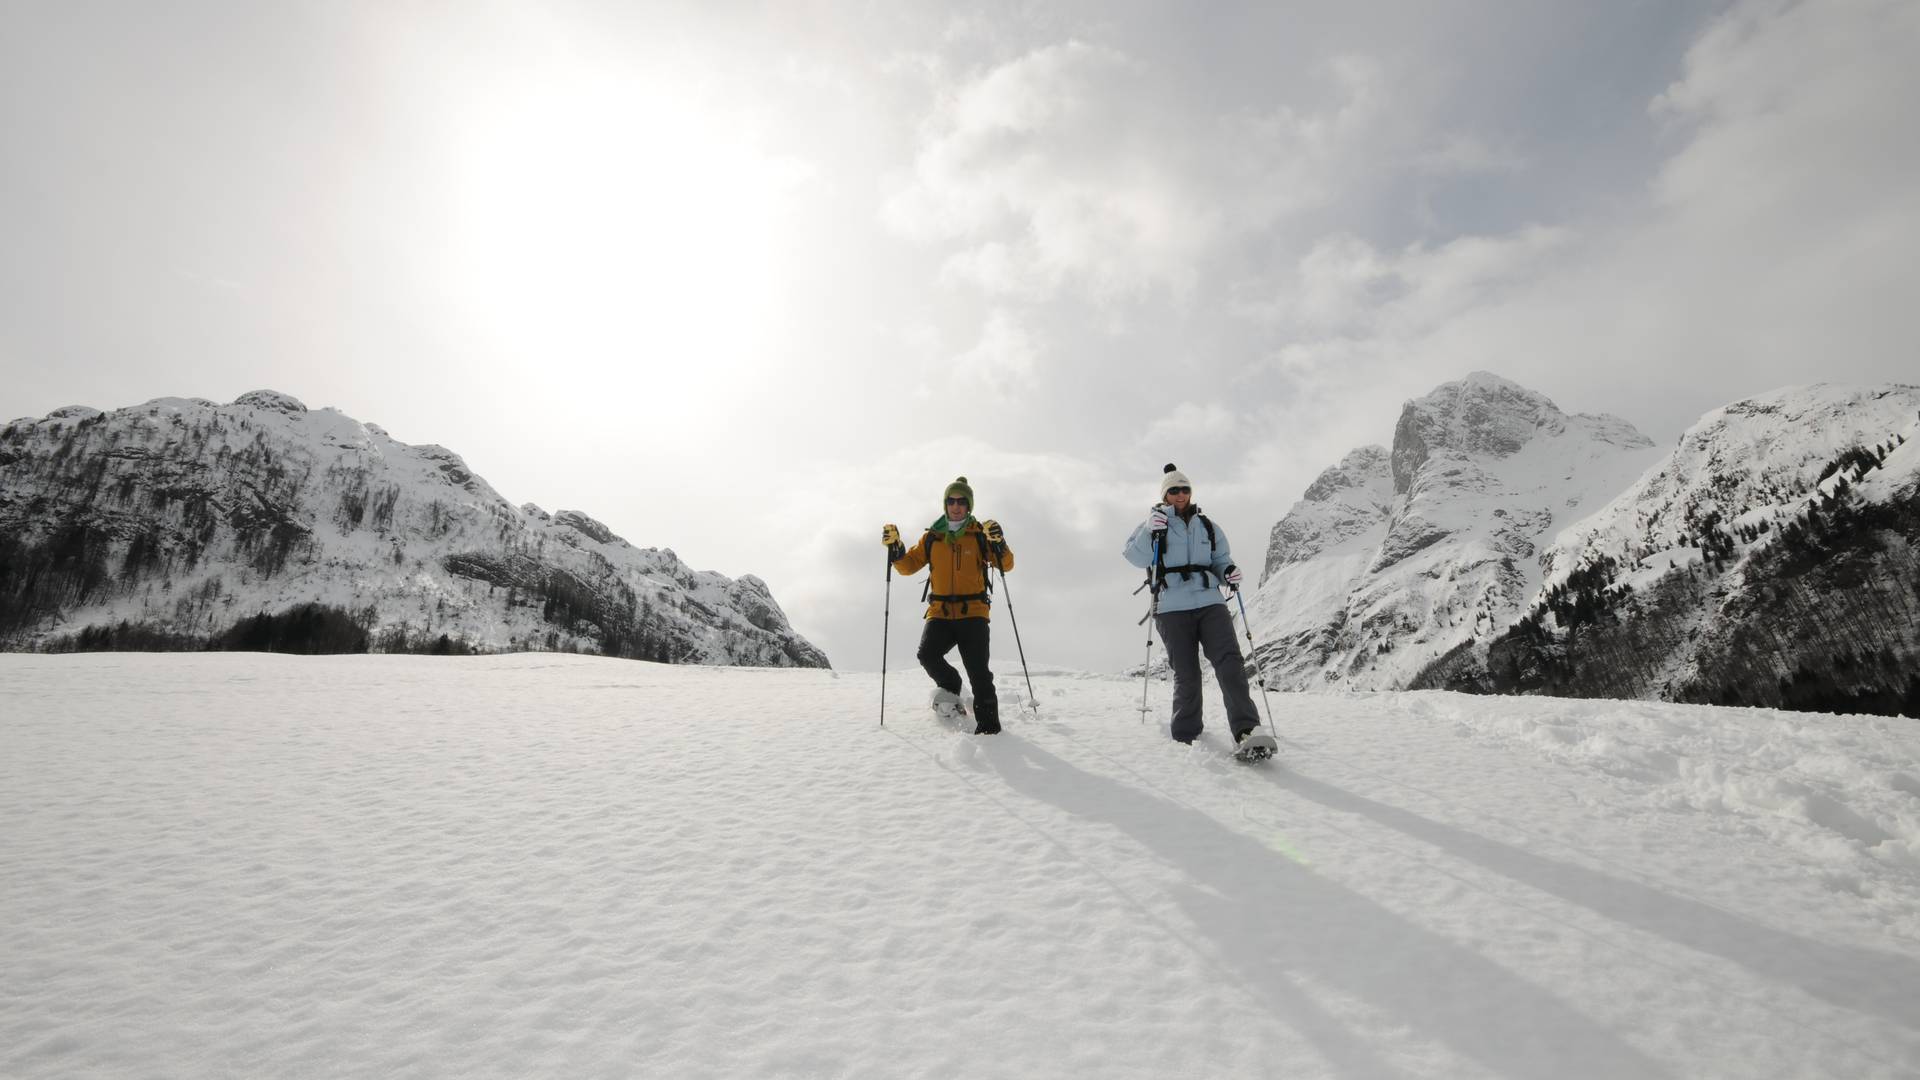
[1470,383,1920,714]
[0,392,829,667]
[1246,372,1660,690]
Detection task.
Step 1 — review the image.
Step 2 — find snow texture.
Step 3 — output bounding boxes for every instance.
[5,652,1920,1079]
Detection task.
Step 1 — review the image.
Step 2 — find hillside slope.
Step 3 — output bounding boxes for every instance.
[1470,384,1920,714]
[0,393,826,667]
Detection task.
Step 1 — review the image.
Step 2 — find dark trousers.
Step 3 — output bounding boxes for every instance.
[918,617,999,733]
[1154,603,1258,744]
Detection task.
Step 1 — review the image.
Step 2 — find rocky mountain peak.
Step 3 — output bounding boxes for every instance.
[555,510,624,546]
[1262,446,1394,578]
[1389,371,1566,494]
[233,390,308,415]
[1302,446,1392,503]
[1249,372,1663,693]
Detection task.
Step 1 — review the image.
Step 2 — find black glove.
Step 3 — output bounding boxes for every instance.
[983,519,1004,543]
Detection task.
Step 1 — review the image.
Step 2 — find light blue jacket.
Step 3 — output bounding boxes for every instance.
[1123,507,1235,613]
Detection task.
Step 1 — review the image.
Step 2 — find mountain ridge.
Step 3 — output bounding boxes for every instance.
[0,391,830,667]
[1468,382,1920,714]
[1249,375,1920,717]
[1247,371,1660,691]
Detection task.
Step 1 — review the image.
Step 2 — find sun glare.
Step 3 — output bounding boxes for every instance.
[448,68,802,389]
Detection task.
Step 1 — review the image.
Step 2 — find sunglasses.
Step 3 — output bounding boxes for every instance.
[1166,486,1191,496]
[946,497,970,505]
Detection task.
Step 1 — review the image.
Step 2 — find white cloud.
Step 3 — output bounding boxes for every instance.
[940,240,1047,297]
[1485,0,1920,431]
[882,42,1394,306]
[1146,401,1237,445]
[953,309,1040,393]
[1234,0,1920,501]
[1414,133,1529,176]
[1649,0,1919,228]
[1248,226,1573,349]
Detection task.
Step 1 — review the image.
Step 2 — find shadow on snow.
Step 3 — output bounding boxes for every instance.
[1268,767,1920,1034]
[972,736,1674,1080]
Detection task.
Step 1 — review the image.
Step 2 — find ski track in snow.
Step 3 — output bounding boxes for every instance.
[4,654,1920,1079]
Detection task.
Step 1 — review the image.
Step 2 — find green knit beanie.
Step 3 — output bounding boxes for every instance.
[943,475,974,511]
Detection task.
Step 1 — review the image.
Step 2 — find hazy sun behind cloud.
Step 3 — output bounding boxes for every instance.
[441,45,815,396]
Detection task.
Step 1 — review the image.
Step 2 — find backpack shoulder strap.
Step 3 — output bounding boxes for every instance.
[977,529,997,592]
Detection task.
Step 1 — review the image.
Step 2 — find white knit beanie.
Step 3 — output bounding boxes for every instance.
[1159,462,1192,500]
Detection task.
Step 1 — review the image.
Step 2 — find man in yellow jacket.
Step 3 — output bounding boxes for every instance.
[883,476,1014,734]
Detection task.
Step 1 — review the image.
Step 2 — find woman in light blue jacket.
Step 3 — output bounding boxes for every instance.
[1123,464,1270,755]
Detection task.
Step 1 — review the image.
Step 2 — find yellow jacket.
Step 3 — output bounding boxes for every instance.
[893,519,1014,620]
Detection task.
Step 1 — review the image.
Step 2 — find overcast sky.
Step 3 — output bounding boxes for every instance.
[4,0,1917,676]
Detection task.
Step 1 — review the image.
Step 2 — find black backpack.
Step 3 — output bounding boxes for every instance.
[1154,511,1218,590]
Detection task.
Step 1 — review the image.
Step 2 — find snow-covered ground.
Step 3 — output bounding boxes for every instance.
[5,654,1919,1079]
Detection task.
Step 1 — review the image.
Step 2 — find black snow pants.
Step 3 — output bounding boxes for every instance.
[1154,602,1258,745]
[918,616,999,733]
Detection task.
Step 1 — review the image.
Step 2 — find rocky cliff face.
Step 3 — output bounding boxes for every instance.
[0,392,830,667]
[1247,372,1660,690]
[1471,384,1920,715]
[1263,446,1396,573]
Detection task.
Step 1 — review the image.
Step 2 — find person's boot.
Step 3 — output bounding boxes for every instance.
[972,693,1001,735]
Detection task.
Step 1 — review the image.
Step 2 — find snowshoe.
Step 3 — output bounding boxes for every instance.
[931,688,969,728]
[1234,725,1278,763]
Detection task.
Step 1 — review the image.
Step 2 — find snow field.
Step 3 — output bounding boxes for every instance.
[4,653,1920,1079]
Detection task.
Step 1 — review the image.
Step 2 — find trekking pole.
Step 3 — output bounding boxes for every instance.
[992,541,1038,713]
[1231,586,1276,729]
[1135,531,1164,722]
[880,555,893,727]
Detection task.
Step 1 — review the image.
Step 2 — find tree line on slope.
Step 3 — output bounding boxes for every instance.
[1454,439,1920,718]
